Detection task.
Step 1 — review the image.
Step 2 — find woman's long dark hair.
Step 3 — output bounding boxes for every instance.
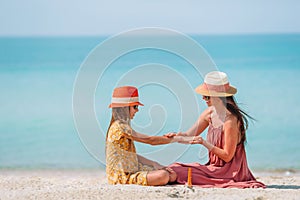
[219,96,254,144]
[106,107,130,141]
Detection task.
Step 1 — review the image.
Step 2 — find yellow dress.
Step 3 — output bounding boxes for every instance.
[106,120,154,185]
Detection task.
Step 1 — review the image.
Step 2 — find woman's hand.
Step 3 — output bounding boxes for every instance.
[189,136,204,144]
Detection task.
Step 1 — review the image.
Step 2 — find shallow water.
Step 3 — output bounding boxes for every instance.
[0,34,299,170]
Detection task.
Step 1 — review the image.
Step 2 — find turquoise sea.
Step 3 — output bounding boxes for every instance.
[0,34,300,171]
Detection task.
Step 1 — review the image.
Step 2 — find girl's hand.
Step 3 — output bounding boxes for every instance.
[162,167,177,183]
[164,132,187,138]
[163,132,177,138]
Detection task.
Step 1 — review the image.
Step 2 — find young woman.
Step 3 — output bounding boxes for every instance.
[105,86,177,186]
[166,71,266,188]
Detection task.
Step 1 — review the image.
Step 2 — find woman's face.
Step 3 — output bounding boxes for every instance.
[129,105,139,119]
[202,96,221,107]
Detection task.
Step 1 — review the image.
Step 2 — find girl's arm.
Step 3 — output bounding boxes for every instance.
[132,130,180,145]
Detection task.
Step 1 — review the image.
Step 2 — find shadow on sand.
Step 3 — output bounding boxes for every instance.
[267,185,300,189]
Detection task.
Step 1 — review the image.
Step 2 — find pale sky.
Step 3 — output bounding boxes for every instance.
[1,0,299,36]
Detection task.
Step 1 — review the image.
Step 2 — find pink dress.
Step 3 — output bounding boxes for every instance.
[169,125,266,188]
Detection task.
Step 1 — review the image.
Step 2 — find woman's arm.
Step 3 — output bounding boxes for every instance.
[186,107,211,136]
[165,107,211,138]
[190,117,240,162]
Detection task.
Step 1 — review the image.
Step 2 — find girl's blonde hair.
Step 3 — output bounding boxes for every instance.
[106,107,130,141]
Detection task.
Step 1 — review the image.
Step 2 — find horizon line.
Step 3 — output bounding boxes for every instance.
[0,32,300,38]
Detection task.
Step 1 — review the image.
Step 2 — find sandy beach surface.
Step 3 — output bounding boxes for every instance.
[1,169,299,200]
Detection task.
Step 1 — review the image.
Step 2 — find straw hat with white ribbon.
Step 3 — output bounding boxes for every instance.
[195,71,237,97]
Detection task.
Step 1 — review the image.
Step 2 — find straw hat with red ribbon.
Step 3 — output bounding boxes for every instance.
[195,71,237,97]
[109,86,144,108]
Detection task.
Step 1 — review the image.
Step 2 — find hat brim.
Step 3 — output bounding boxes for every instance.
[195,84,237,97]
[109,102,144,108]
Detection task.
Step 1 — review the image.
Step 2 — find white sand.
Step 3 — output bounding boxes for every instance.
[0,169,299,200]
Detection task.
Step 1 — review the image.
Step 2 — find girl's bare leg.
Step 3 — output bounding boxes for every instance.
[146,169,177,186]
[146,170,169,186]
